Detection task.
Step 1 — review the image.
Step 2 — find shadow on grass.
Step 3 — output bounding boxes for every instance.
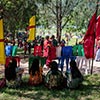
[0,74,100,100]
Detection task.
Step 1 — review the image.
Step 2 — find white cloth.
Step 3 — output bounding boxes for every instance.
[56,46,62,58]
[95,49,100,61]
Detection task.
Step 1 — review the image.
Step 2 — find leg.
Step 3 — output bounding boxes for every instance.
[58,57,61,67]
[65,57,69,72]
[60,56,65,72]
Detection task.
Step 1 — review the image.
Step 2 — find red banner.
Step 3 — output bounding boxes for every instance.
[83,12,96,59]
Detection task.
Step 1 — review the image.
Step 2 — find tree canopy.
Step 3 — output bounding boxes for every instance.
[0,0,99,40]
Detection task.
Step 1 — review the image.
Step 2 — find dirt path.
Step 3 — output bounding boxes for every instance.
[0,57,100,78]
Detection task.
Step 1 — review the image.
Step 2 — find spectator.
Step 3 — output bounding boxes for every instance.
[50,35,58,47]
[43,35,51,67]
[28,58,43,86]
[27,42,31,55]
[5,58,24,88]
[44,61,64,89]
[23,41,28,55]
[95,38,100,61]
[66,60,83,89]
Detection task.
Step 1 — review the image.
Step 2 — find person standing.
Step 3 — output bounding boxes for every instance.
[27,42,31,55]
[43,36,51,67]
[50,35,58,47]
[95,38,100,61]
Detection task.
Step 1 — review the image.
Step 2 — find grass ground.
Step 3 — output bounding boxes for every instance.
[0,74,100,100]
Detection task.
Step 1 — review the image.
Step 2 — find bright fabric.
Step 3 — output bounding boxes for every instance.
[29,67,43,85]
[33,45,43,56]
[5,45,13,56]
[56,46,62,58]
[29,56,46,68]
[50,45,56,60]
[45,70,64,89]
[43,39,50,57]
[5,57,20,68]
[12,45,18,56]
[62,46,73,57]
[46,45,56,66]
[96,16,100,38]
[77,45,84,56]
[0,19,5,64]
[27,16,36,41]
[95,49,100,61]
[60,46,73,71]
[72,45,84,56]
[72,45,78,56]
[83,12,96,59]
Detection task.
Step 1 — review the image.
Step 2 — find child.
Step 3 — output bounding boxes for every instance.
[5,58,24,88]
[44,61,64,89]
[66,60,83,89]
[28,58,43,86]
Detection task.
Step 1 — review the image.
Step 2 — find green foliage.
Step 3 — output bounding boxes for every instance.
[1,0,38,33]
[1,0,99,38]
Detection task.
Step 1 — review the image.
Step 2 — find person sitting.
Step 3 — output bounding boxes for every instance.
[5,58,24,88]
[28,58,43,86]
[66,60,83,89]
[44,61,64,89]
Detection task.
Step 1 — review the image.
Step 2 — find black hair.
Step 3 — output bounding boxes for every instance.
[51,35,55,39]
[70,60,83,79]
[49,61,58,74]
[46,36,49,40]
[29,58,39,76]
[12,58,17,68]
[5,58,17,81]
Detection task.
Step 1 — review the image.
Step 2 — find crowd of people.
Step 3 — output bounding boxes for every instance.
[1,28,100,91]
[4,57,83,89]
[2,34,85,89]
[3,30,100,89]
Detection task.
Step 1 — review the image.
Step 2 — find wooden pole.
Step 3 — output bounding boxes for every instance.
[90,0,99,74]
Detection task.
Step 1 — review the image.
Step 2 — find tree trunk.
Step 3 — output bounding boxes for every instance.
[56,0,62,43]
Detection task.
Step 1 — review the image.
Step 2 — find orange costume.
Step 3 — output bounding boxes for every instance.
[29,67,43,85]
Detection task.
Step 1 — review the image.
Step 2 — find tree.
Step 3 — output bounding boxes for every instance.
[0,0,37,38]
[37,0,82,42]
[71,0,97,33]
[0,0,98,41]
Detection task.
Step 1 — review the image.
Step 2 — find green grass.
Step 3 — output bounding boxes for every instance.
[0,74,100,100]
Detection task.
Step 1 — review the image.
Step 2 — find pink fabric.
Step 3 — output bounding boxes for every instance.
[43,39,50,57]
